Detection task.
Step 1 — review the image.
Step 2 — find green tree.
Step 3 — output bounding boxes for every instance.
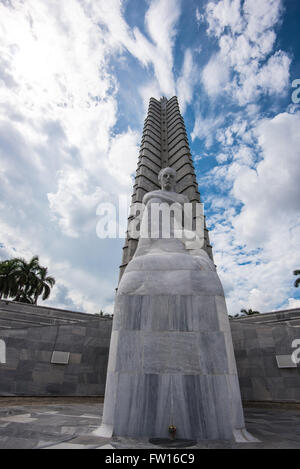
[32,266,55,304]
[294,270,300,288]
[95,310,113,318]
[229,313,243,319]
[0,256,55,304]
[95,310,105,316]
[0,259,20,300]
[240,308,260,316]
[13,256,40,302]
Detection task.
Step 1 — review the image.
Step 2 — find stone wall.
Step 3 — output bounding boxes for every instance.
[0,300,112,396]
[231,308,300,403]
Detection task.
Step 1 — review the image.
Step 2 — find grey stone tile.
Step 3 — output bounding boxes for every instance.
[251,377,271,400]
[113,373,172,438]
[263,356,281,378]
[168,295,194,331]
[143,332,200,374]
[225,374,245,428]
[215,295,231,332]
[198,332,229,375]
[102,372,119,425]
[115,331,142,373]
[192,295,219,331]
[141,296,171,331]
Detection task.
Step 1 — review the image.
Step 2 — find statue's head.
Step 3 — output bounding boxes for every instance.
[158,167,176,192]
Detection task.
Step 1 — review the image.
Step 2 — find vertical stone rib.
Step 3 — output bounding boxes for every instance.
[166,97,213,262]
[160,97,168,168]
[119,96,213,282]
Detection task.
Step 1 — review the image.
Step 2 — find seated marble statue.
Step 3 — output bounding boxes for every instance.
[133,167,215,272]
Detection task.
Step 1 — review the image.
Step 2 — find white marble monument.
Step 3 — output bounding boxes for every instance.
[96,167,255,442]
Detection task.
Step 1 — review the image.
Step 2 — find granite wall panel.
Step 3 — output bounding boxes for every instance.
[231,318,300,403]
[0,313,112,396]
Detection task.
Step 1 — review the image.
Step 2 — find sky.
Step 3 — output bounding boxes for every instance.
[0,0,299,316]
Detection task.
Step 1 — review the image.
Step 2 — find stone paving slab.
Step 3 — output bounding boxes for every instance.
[0,398,299,449]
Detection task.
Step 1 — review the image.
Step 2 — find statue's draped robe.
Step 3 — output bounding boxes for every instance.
[133,189,215,272]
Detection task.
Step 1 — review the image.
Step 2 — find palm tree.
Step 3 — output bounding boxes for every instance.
[240,308,260,316]
[13,256,40,302]
[14,291,36,304]
[32,266,55,304]
[0,255,55,304]
[0,259,20,299]
[294,270,300,288]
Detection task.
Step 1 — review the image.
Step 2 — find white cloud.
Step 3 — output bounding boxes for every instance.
[206,0,244,37]
[176,49,197,114]
[88,0,181,97]
[256,51,290,94]
[234,50,291,105]
[202,52,230,97]
[208,111,300,314]
[283,298,300,310]
[45,257,116,314]
[191,112,224,147]
[233,145,254,165]
[202,0,290,104]
[145,0,181,62]
[233,111,300,236]
[0,0,186,314]
[47,168,107,238]
[0,1,112,110]
[0,0,140,313]
[139,79,162,113]
[216,152,229,164]
[107,128,140,186]
[243,0,283,40]
[195,7,204,26]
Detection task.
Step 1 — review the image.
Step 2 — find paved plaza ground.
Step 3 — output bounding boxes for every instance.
[0,397,299,449]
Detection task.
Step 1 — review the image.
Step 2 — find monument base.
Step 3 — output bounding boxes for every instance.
[100,291,247,440]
